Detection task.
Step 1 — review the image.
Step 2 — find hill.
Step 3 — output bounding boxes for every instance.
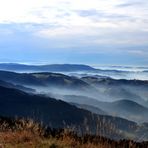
[81,76,148,107]
[62,95,148,123]
[0,85,144,140]
[102,100,148,123]
[71,102,107,115]
[0,63,95,72]
[0,71,92,91]
[0,79,35,92]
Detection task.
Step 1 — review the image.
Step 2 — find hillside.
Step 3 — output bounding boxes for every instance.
[0,85,145,140]
[0,71,92,91]
[0,63,95,72]
[71,102,107,115]
[0,79,35,92]
[100,100,148,123]
[62,95,148,123]
[81,76,148,107]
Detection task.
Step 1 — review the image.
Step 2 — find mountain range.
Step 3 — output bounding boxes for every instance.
[0,65,148,141]
[0,85,144,140]
[0,70,148,122]
[0,63,95,72]
[62,95,148,123]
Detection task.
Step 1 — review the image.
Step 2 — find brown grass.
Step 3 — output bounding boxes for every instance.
[0,130,147,148]
[0,130,108,148]
[0,118,147,148]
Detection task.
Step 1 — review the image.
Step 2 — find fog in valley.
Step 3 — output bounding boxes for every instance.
[0,65,146,123]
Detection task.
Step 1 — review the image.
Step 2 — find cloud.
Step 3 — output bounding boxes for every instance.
[76,9,134,24]
[0,0,148,65]
[116,1,144,8]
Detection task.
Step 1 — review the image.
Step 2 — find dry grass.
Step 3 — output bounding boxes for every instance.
[0,130,147,148]
[0,130,108,148]
[0,117,147,148]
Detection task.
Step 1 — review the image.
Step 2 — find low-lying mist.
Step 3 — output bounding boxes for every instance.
[0,69,148,123]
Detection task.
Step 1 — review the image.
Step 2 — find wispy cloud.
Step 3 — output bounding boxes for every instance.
[116,1,144,8]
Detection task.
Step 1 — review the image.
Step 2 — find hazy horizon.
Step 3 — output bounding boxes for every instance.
[0,62,148,68]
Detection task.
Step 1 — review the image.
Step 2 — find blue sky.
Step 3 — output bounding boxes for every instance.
[0,0,148,66]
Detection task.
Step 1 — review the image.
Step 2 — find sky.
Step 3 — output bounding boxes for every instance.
[0,0,148,66]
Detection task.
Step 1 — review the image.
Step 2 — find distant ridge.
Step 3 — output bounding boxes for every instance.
[0,63,95,72]
[63,95,148,123]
